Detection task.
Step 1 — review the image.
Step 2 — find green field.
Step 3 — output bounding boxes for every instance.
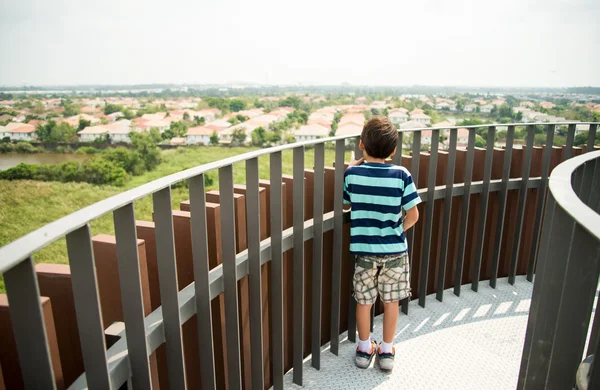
[0,146,348,292]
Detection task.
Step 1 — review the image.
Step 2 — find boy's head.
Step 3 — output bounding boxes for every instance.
[360,116,398,159]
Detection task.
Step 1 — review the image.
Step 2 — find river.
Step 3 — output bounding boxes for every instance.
[0,153,91,171]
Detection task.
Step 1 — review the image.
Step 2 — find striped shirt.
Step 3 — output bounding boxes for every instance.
[343,162,421,255]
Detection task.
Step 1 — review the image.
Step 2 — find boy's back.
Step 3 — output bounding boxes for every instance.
[345,116,421,372]
[344,162,420,255]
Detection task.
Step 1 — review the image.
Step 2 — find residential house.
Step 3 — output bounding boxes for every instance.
[432,121,453,129]
[473,98,487,105]
[307,117,332,128]
[399,120,426,130]
[410,108,424,116]
[294,124,329,141]
[145,119,171,133]
[186,126,214,145]
[420,130,433,145]
[434,102,450,110]
[491,99,505,106]
[0,100,14,108]
[520,101,535,108]
[540,102,555,110]
[5,124,37,141]
[170,137,186,146]
[464,104,477,112]
[480,104,494,113]
[0,114,14,122]
[78,126,107,142]
[335,123,363,136]
[355,97,367,105]
[14,114,26,123]
[196,108,221,121]
[410,113,431,125]
[204,119,231,131]
[106,121,133,143]
[0,125,8,139]
[388,110,409,125]
[457,128,469,147]
[523,111,542,122]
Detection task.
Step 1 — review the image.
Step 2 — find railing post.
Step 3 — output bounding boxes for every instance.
[311,143,325,368]
[472,126,495,292]
[218,165,242,390]
[4,257,57,390]
[527,124,555,282]
[510,125,535,284]
[490,126,515,288]
[403,130,421,314]
[270,151,284,390]
[454,128,476,296]
[437,128,457,301]
[330,139,345,355]
[188,174,217,390]
[419,129,439,307]
[292,146,305,385]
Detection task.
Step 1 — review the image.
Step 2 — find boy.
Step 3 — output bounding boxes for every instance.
[344,116,421,371]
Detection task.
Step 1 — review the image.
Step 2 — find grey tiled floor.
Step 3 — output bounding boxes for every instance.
[281,276,532,389]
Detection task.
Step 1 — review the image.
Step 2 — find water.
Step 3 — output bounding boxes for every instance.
[0,153,91,171]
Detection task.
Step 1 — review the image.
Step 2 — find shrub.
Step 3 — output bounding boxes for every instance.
[80,159,126,186]
[76,146,101,155]
[15,142,39,153]
[102,147,146,176]
[0,143,14,153]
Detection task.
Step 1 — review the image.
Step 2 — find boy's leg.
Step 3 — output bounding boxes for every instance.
[356,303,373,345]
[353,256,378,368]
[382,301,399,344]
[376,253,411,370]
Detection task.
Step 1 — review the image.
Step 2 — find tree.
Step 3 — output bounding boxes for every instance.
[229,99,247,112]
[206,97,229,112]
[162,129,175,140]
[63,103,80,117]
[209,131,220,146]
[194,116,206,126]
[104,104,122,115]
[33,101,45,115]
[474,135,486,148]
[183,112,190,121]
[130,132,162,170]
[254,100,264,109]
[227,117,240,125]
[251,126,267,146]
[78,118,91,131]
[231,128,247,146]
[498,104,513,119]
[279,96,302,110]
[236,114,249,122]
[37,120,78,143]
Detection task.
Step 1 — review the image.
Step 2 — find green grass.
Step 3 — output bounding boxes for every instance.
[0,145,348,292]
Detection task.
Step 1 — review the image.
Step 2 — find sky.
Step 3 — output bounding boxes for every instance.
[0,0,599,88]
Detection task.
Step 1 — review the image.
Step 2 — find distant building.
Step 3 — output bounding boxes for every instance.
[520,101,535,108]
[185,126,214,145]
[294,124,329,141]
[464,104,477,112]
[399,120,426,130]
[540,102,555,110]
[480,104,494,114]
[388,110,409,125]
[3,123,37,141]
[410,113,431,125]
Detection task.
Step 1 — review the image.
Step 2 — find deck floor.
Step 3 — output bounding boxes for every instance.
[281,276,532,389]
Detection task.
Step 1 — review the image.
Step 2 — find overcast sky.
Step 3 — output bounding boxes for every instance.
[1,0,598,87]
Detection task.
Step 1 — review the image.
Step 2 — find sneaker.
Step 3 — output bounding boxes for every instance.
[377,344,395,371]
[355,339,377,369]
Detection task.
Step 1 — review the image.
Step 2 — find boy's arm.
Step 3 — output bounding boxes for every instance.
[403,206,419,231]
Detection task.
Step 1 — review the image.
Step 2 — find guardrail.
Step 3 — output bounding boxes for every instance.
[518,149,600,390]
[0,122,597,390]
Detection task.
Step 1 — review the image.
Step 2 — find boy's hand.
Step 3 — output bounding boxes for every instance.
[348,157,365,167]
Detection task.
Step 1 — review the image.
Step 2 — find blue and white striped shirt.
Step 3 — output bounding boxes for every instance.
[343,162,421,255]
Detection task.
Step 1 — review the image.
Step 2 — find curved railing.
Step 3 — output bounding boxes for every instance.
[518,149,600,390]
[0,122,597,390]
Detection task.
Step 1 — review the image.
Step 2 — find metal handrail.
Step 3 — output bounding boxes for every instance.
[519,150,600,389]
[0,121,594,272]
[548,150,600,240]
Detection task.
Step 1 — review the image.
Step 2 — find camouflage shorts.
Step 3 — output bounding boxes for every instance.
[353,253,411,305]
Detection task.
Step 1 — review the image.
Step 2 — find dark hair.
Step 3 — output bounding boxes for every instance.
[360,116,398,159]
